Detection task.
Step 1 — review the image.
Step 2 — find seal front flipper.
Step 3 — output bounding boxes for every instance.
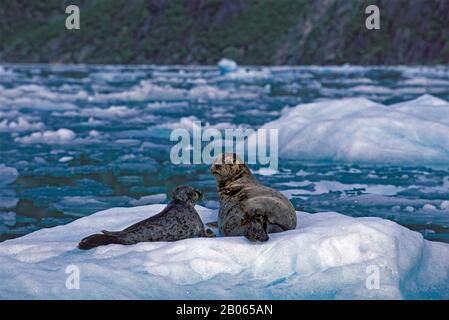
[244,216,269,242]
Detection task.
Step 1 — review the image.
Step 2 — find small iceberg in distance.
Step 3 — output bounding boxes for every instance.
[218,58,238,75]
[217,58,270,79]
[247,95,449,165]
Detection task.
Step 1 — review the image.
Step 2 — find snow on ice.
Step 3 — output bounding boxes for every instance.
[0,204,447,299]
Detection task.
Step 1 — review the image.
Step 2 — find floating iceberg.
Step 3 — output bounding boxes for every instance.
[218,58,238,75]
[0,204,447,299]
[249,95,449,165]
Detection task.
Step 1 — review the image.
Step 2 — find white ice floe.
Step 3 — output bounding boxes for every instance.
[0,117,44,132]
[92,81,187,102]
[0,212,16,226]
[188,85,230,100]
[0,204,447,299]
[0,165,19,186]
[278,180,405,198]
[15,128,76,145]
[248,95,449,165]
[401,77,449,87]
[53,105,139,119]
[129,194,167,206]
[58,156,74,163]
[91,80,251,102]
[0,66,15,76]
[221,68,270,80]
[8,97,78,111]
[389,94,449,125]
[0,189,18,208]
[0,84,81,111]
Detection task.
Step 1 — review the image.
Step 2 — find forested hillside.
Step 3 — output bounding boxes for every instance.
[1,0,448,64]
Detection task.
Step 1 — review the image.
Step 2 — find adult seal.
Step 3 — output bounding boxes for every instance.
[78,185,212,250]
[211,153,297,242]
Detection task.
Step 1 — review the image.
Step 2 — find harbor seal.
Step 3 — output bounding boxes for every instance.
[78,185,212,250]
[211,153,297,242]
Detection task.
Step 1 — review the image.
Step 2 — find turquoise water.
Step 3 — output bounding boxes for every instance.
[1,64,449,242]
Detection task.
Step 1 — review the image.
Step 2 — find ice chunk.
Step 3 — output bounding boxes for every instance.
[58,156,73,163]
[0,189,18,209]
[0,165,19,186]
[0,212,16,226]
[248,95,449,165]
[221,68,270,80]
[422,204,438,211]
[92,81,187,102]
[441,201,449,210]
[188,85,229,100]
[53,106,139,119]
[0,205,447,299]
[390,94,449,125]
[0,117,44,132]
[218,58,238,75]
[129,194,167,206]
[15,128,76,145]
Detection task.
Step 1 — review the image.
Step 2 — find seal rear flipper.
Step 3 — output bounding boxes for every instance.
[78,233,122,250]
[101,230,121,236]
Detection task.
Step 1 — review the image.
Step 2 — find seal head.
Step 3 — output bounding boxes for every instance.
[211,153,253,189]
[172,185,202,206]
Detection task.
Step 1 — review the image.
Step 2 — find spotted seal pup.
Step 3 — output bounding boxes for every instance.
[78,185,212,250]
[210,153,297,242]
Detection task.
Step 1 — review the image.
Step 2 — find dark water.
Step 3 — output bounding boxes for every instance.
[1,64,449,242]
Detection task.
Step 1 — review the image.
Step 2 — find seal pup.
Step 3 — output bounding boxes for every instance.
[78,185,212,250]
[211,153,297,242]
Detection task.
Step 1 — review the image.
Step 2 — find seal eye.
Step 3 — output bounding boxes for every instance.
[195,190,203,200]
